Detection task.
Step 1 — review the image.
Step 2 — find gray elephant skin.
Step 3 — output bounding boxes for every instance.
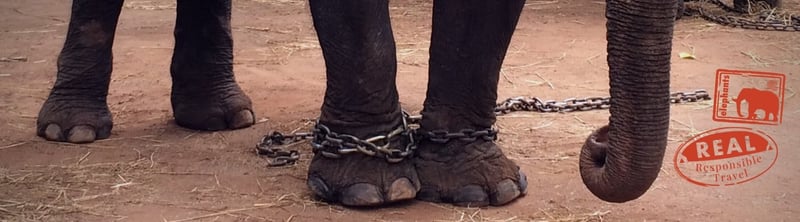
[37,0,682,207]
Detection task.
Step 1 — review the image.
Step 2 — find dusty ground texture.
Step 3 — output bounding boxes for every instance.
[1,0,799,221]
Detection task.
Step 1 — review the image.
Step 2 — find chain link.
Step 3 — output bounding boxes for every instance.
[255,131,311,166]
[418,128,499,143]
[255,89,711,167]
[494,96,612,114]
[310,118,416,163]
[670,89,712,103]
[683,0,800,31]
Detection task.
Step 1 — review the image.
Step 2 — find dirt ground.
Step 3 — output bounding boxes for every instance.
[1,0,799,221]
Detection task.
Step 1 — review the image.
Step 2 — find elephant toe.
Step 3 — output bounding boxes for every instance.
[171,91,254,131]
[40,123,107,144]
[309,176,417,207]
[387,178,417,202]
[308,149,419,207]
[36,95,113,144]
[42,124,63,141]
[340,183,384,207]
[517,170,528,195]
[229,109,255,129]
[491,178,523,206]
[67,125,97,144]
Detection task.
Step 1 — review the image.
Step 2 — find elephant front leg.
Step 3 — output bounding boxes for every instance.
[305,0,419,207]
[36,0,124,143]
[414,0,527,207]
[170,0,254,130]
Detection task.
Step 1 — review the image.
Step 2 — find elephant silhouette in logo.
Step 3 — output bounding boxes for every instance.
[733,88,780,121]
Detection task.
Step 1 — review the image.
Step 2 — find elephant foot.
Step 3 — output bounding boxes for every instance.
[307,121,419,207]
[36,94,113,143]
[414,139,527,207]
[171,82,254,131]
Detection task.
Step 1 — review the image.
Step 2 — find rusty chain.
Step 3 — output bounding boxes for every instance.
[683,0,800,31]
[256,89,711,167]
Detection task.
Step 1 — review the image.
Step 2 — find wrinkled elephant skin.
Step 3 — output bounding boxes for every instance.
[39,0,682,208]
[306,0,679,207]
[306,0,527,207]
[37,0,254,143]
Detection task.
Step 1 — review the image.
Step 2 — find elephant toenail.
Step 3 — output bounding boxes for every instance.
[229,109,255,129]
[307,176,333,201]
[341,183,383,206]
[491,179,521,206]
[387,178,417,202]
[453,185,489,207]
[518,170,528,195]
[67,125,96,144]
[44,124,63,141]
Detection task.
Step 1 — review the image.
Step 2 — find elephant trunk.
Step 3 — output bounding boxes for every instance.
[579,0,677,203]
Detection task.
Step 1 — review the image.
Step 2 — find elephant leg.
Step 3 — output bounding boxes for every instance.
[36,0,124,143]
[170,0,254,130]
[413,0,527,207]
[305,0,419,206]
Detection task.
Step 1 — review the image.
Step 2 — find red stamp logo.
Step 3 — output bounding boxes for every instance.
[712,69,785,125]
[674,127,778,186]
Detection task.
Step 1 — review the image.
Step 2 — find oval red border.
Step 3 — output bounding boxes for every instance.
[673,127,779,186]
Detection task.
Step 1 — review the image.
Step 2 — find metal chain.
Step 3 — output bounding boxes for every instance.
[669,89,712,103]
[494,96,611,114]
[255,89,711,167]
[255,131,311,166]
[418,128,499,144]
[310,117,416,163]
[494,89,711,114]
[683,0,800,31]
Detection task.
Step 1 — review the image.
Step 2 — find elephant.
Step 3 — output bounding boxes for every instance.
[36,0,255,143]
[733,88,780,120]
[306,0,677,206]
[37,0,681,208]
